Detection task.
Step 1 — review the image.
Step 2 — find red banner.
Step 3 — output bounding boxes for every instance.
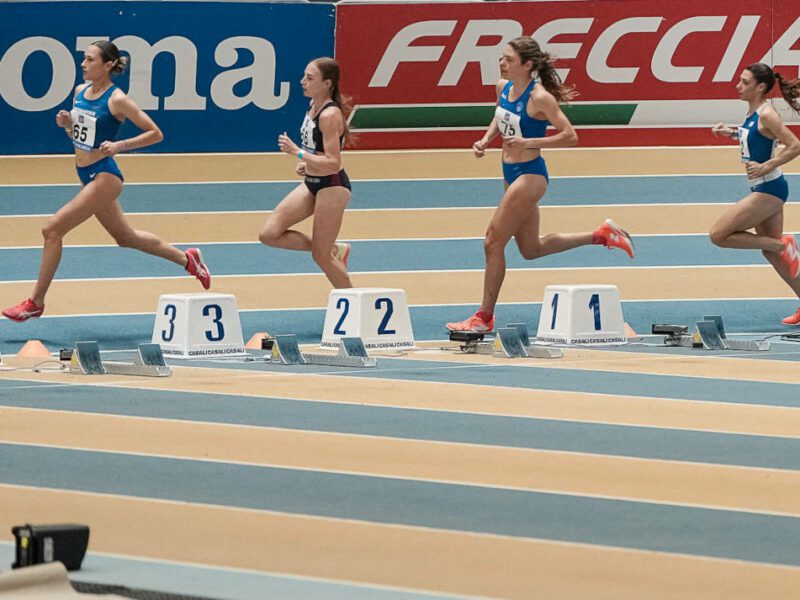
[336,0,799,104]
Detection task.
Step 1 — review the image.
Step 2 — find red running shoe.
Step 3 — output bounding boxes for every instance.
[185,248,211,289]
[2,298,44,322]
[779,234,800,279]
[781,307,800,326]
[445,311,495,333]
[594,219,635,259]
[332,242,351,269]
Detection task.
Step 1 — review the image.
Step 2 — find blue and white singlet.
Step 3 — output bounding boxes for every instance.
[70,84,124,152]
[495,80,548,140]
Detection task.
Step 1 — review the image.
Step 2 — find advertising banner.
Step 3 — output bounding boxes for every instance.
[0,1,334,154]
[335,0,800,148]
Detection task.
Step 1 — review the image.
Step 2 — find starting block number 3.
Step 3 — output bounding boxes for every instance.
[160,303,225,342]
[152,293,246,358]
[322,288,415,349]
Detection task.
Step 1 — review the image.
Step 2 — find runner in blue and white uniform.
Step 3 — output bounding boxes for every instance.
[260,57,353,289]
[710,62,800,325]
[446,36,635,333]
[3,40,210,323]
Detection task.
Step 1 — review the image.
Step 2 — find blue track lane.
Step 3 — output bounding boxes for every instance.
[0,384,798,468]
[0,236,774,280]
[0,443,798,567]
[2,174,798,214]
[2,300,800,357]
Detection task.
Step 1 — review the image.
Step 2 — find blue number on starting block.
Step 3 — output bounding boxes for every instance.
[550,293,559,329]
[589,293,602,330]
[161,303,177,342]
[333,297,350,334]
[375,297,396,335]
[203,304,225,341]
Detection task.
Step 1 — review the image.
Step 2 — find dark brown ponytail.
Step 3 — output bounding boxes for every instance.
[508,36,577,103]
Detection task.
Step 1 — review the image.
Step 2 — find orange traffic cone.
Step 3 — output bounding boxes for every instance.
[17,339,51,358]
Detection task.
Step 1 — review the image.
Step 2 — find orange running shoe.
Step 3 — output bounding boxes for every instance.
[2,298,44,322]
[781,307,800,326]
[779,234,800,279]
[594,219,635,258]
[332,242,351,269]
[445,311,495,333]
[185,247,211,289]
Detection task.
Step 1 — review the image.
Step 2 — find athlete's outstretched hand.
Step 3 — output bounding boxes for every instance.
[745,161,770,179]
[56,110,71,128]
[503,135,529,150]
[712,122,736,138]
[278,131,300,156]
[99,140,124,156]
[472,139,487,158]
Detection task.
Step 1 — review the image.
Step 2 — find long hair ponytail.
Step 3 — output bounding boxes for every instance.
[313,57,353,142]
[508,36,576,103]
[746,62,800,114]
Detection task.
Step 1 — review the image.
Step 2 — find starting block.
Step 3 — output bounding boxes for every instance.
[321,288,414,350]
[451,324,562,359]
[70,341,172,376]
[656,315,769,351]
[271,334,376,368]
[152,293,246,359]
[536,284,627,345]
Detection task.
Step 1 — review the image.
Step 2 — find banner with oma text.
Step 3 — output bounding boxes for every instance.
[0,1,334,154]
[335,0,799,148]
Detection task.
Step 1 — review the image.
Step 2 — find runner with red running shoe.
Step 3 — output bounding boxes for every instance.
[259,57,353,289]
[709,63,800,326]
[445,36,634,333]
[2,41,210,324]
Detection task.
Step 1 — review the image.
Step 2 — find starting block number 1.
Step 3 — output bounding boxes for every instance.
[536,285,626,345]
[550,292,602,331]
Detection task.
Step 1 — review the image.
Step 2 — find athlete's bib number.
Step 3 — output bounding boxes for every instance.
[300,114,315,153]
[739,126,750,163]
[70,109,97,150]
[496,107,522,138]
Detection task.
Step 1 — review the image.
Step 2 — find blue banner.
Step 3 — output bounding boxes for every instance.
[0,1,335,153]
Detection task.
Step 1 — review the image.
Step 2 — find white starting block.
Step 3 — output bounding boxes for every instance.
[151,293,246,358]
[70,341,172,376]
[535,284,627,345]
[321,288,414,350]
[271,334,377,368]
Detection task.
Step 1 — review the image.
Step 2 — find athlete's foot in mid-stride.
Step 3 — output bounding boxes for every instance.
[594,219,635,258]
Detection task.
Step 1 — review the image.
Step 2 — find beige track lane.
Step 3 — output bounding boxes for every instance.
[1,486,797,599]
[2,407,798,515]
[4,205,800,247]
[0,265,796,317]
[2,147,782,185]
[2,362,798,438]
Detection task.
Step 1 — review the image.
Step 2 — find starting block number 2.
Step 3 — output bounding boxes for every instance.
[160,303,225,342]
[333,297,396,336]
[322,288,415,349]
